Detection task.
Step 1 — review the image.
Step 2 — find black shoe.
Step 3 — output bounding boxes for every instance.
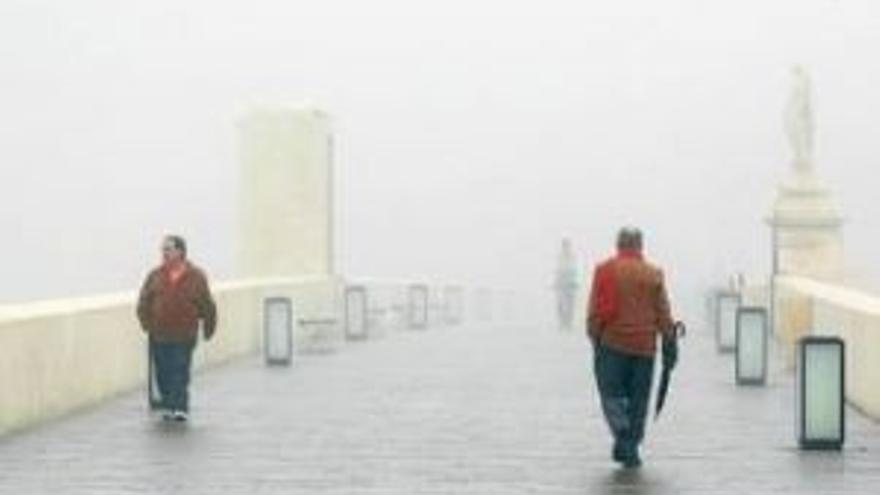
[621,455,642,469]
[613,443,641,468]
[612,443,626,463]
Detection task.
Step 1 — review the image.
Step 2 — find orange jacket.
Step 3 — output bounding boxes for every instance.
[587,250,673,357]
[137,262,217,343]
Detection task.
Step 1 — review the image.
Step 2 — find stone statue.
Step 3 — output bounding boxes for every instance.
[553,238,579,330]
[784,65,815,173]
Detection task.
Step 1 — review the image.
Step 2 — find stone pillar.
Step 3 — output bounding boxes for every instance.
[237,105,335,278]
[767,66,844,282]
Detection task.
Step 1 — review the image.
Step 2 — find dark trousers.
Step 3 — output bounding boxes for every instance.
[594,344,655,459]
[151,339,196,412]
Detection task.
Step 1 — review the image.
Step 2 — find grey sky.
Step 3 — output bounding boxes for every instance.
[1,0,879,311]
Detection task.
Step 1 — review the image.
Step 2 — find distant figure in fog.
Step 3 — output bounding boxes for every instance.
[587,227,676,468]
[137,235,216,422]
[553,238,579,330]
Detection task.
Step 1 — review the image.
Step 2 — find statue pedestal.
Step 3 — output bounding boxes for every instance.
[767,171,844,281]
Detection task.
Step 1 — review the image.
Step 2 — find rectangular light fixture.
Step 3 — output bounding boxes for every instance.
[797,336,845,450]
[716,291,741,353]
[736,307,768,385]
[345,286,369,340]
[263,297,293,366]
[443,286,463,326]
[408,284,429,330]
[706,290,717,334]
[474,288,493,322]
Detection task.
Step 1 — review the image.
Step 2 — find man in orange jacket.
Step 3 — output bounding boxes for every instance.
[587,227,675,468]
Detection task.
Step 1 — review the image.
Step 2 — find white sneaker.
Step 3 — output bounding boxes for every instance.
[172,410,189,422]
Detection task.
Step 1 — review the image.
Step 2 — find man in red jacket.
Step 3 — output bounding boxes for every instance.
[137,235,217,422]
[587,227,674,468]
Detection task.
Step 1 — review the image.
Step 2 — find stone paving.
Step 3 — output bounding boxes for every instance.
[1,319,879,494]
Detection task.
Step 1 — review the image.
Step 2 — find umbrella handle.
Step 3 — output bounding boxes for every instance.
[673,320,686,338]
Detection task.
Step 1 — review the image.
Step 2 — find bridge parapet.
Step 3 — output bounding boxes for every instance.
[0,276,336,436]
[0,275,510,436]
[774,276,880,418]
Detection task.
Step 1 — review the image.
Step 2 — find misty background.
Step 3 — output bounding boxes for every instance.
[2,0,879,319]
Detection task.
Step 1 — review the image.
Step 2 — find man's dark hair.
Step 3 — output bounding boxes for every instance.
[165,235,188,258]
[616,227,643,251]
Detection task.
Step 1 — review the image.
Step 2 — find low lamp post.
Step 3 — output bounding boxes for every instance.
[408,284,429,330]
[797,336,845,450]
[263,297,294,366]
[735,307,768,385]
[716,290,741,353]
[345,286,369,340]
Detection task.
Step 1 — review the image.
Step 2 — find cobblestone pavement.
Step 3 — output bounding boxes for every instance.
[1,320,879,494]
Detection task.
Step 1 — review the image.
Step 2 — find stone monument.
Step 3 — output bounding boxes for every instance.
[767,66,844,282]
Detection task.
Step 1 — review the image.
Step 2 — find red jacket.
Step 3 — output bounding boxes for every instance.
[137,261,217,343]
[587,249,673,357]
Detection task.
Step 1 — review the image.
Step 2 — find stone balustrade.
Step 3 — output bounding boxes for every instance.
[773,275,880,418]
[0,276,480,436]
[0,276,337,436]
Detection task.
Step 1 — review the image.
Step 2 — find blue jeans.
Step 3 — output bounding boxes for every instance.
[151,339,196,412]
[593,344,655,460]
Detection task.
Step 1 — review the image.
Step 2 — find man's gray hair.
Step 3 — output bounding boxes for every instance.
[616,227,643,251]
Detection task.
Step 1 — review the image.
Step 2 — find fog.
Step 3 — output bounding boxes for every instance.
[2,0,879,315]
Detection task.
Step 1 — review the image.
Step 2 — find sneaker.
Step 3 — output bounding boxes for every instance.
[160,410,175,421]
[172,410,189,422]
